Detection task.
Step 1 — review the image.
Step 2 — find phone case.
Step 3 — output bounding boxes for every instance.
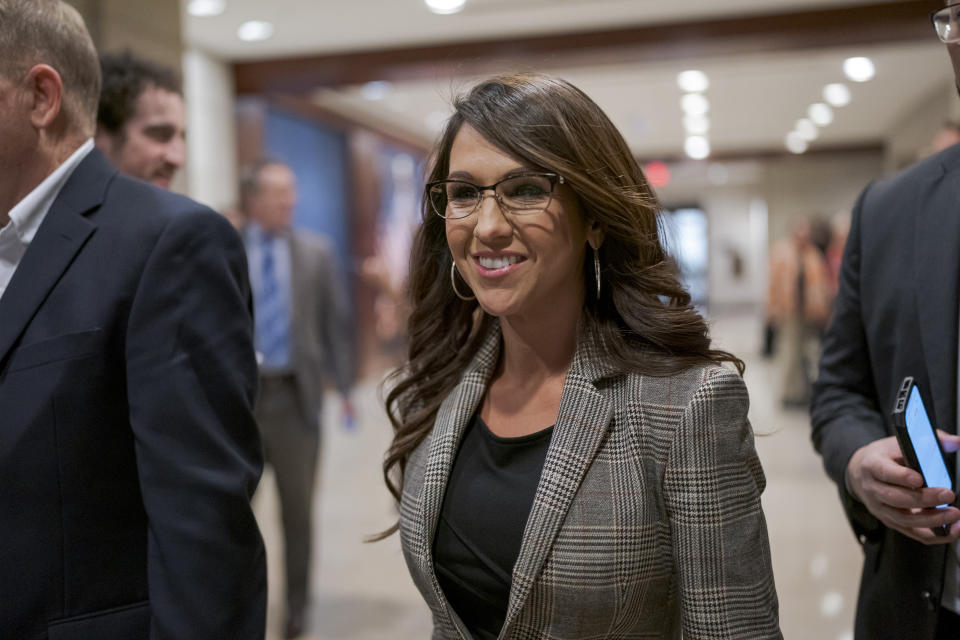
[892,376,952,536]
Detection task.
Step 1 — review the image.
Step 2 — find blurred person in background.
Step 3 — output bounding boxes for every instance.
[824,211,850,297]
[0,1,266,637]
[378,73,781,639]
[931,120,960,155]
[95,51,185,189]
[766,217,831,409]
[811,3,960,637]
[240,159,354,639]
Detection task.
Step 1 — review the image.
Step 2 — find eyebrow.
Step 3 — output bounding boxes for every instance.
[446,167,536,181]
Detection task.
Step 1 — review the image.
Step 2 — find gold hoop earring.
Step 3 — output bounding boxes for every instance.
[593,247,601,298]
[450,261,476,301]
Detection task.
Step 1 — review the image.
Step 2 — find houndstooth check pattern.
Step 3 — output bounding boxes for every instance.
[399,321,781,639]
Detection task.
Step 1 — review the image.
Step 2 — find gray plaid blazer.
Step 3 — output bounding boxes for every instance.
[399,322,781,639]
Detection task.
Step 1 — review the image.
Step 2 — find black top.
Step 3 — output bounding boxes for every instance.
[433,413,553,639]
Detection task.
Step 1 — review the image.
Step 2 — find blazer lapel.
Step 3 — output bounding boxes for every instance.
[0,150,109,366]
[415,321,501,616]
[502,332,614,634]
[915,157,960,436]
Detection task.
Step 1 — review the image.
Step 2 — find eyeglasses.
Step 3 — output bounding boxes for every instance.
[426,172,564,219]
[933,3,960,43]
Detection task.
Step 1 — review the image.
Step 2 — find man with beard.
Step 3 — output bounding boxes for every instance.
[95,51,185,189]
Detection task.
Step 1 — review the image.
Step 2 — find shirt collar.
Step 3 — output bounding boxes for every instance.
[7,138,95,245]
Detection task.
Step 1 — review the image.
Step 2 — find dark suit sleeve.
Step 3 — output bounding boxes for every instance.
[124,208,266,639]
[316,242,353,395]
[810,183,885,539]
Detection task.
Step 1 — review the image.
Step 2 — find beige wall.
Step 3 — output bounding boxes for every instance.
[656,149,884,311]
[72,0,182,73]
[884,80,955,174]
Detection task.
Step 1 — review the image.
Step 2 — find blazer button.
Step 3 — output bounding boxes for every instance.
[921,590,937,611]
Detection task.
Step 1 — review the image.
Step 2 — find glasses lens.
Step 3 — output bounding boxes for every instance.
[444,181,480,218]
[935,6,960,43]
[497,175,554,214]
[429,182,478,218]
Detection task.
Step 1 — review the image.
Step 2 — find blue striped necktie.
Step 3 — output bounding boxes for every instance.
[257,234,291,369]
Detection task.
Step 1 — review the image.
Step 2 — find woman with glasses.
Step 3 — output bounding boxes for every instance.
[378,73,781,639]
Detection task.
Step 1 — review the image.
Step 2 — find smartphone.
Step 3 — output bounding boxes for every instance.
[892,376,953,536]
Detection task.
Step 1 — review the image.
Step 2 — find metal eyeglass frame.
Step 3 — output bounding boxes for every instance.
[932,3,960,44]
[426,172,565,219]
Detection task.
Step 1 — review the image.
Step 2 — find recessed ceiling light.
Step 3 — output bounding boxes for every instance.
[808,103,834,127]
[425,0,466,14]
[795,118,818,141]
[677,70,709,93]
[823,83,851,107]
[681,93,709,116]
[237,20,273,42]
[361,81,391,101]
[683,114,710,135]
[785,131,808,154]
[187,0,225,17]
[684,136,710,160]
[843,56,875,82]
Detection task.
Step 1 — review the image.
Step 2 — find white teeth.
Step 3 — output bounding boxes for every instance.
[478,255,521,269]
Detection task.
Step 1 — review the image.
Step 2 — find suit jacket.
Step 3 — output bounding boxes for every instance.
[811,143,960,639]
[245,228,352,430]
[0,149,267,640]
[400,322,781,639]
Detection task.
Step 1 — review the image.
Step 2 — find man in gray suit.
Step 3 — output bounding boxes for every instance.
[241,159,354,639]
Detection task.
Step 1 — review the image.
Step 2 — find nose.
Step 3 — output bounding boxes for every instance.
[473,191,512,243]
[165,136,186,169]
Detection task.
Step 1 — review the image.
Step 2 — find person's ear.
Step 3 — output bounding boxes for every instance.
[25,64,63,130]
[586,218,605,251]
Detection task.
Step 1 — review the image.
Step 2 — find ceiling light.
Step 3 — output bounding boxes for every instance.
[808,103,834,127]
[187,0,225,16]
[843,56,875,82]
[237,20,273,41]
[684,136,710,160]
[683,114,710,135]
[425,0,467,14]
[795,118,819,141]
[823,83,851,107]
[677,70,709,93]
[785,132,808,154]
[361,81,391,101]
[681,93,709,116]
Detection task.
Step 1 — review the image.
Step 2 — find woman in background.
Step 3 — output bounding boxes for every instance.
[380,73,781,639]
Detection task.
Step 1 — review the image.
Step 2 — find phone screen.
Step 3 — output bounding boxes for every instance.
[906,385,952,491]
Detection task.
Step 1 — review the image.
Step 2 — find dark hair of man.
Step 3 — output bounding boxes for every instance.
[97,50,182,136]
[0,0,101,136]
[376,73,744,536]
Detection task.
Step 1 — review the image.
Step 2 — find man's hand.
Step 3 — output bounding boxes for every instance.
[846,433,960,544]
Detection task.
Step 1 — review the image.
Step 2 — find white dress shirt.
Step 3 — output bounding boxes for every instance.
[0,138,94,301]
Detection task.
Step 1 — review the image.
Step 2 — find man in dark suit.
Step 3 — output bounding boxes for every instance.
[241,159,353,639]
[0,1,266,638]
[811,4,960,638]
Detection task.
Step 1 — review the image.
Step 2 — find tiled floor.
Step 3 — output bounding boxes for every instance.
[254,310,862,639]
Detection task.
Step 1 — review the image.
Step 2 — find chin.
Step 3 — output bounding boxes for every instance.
[475,291,525,319]
[150,177,172,189]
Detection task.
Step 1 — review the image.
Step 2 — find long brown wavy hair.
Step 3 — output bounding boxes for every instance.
[375,72,743,539]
